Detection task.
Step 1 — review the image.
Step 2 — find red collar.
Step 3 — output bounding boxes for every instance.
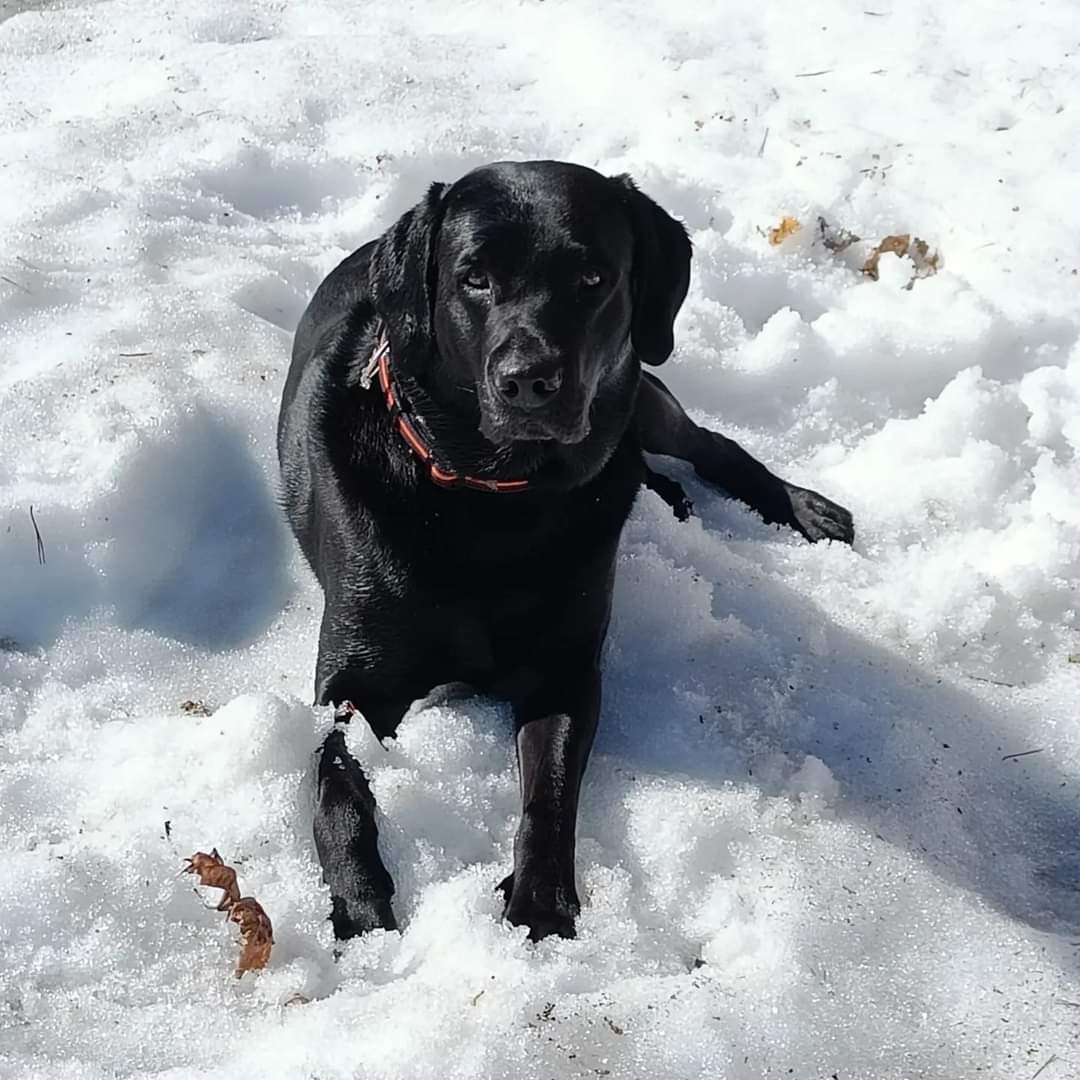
[361,329,531,494]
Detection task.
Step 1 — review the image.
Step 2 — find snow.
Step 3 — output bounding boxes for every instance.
[2,0,1080,1076]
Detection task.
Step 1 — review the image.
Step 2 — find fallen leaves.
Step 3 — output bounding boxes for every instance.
[765,213,942,288]
[861,233,941,281]
[183,849,240,910]
[768,215,802,245]
[229,898,274,975]
[184,849,273,977]
[817,215,860,253]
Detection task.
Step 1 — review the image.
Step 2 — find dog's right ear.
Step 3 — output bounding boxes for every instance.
[369,181,448,373]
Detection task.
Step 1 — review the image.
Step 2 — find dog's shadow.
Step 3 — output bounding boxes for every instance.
[586,479,1080,952]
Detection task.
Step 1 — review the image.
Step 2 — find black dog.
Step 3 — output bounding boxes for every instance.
[278,160,853,942]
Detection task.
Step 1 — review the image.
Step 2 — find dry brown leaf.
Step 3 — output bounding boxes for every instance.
[184,849,241,910]
[862,233,911,278]
[910,238,942,277]
[184,850,273,977]
[862,234,941,282]
[768,216,802,245]
[229,897,274,977]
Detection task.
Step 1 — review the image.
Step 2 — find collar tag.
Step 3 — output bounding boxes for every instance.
[360,331,391,390]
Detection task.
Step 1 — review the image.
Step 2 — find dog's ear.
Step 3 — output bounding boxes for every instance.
[611,175,692,366]
[369,181,448,371]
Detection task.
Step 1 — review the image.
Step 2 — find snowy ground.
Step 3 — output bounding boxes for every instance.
[2,1,1080,1077]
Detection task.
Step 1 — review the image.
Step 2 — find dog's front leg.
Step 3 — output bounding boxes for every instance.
[314,723,398,939]
[636,371,854,544]
[500,668,600,941]
[314,659,416,940]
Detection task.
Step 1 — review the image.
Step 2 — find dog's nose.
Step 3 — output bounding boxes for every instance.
[494,363,564,410]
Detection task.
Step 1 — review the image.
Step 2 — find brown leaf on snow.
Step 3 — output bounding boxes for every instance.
[183,849,241,910]
[229,897,274,977]
[862,234,941,281]
[768,215,802,245]
[862,233,911,278]
[184,850,273,977]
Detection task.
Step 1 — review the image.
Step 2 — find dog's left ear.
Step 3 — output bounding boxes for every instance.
[611,175,692,366]
[369,181,448,372]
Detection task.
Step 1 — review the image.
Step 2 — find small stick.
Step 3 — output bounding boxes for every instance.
[967,674,1018,688]
[758,126,770,157]
[29,506,46,565]
[1,274,30,294]
[1001,748,1044,762]
[1031,1054,1058,1079]
[795,69,833,78]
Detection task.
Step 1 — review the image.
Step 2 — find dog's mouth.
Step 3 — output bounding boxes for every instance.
[475,379,592,446]
[478,406,591,446]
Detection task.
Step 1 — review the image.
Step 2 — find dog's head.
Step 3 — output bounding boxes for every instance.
[370,160,690,450]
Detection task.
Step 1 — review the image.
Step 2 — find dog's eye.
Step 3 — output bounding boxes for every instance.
[581,268,603,288]
[463,268,490,291]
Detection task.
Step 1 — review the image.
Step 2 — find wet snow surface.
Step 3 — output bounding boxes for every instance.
[2,2,1080,1077]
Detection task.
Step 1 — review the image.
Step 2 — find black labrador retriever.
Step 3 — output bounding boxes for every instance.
[278,160,853,942]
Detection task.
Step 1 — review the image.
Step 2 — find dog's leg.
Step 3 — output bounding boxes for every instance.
[635,371,854,544]
[313,660,415,940]
[498,667,600,941]
[315,721,398,938]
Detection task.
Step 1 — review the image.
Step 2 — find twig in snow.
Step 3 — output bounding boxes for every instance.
[1001,748,1045,762]
[1,274,31,294]
[758,126,769,156]
[29,506,46,565]
[795,69,833,78]
[966,673,1018,688]
[1030,1055,1058,1079]
[119,352,153,358]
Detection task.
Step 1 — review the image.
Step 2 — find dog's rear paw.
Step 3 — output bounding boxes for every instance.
[497,873,579,941]
[785,484,855,545]
[329,894,398,940]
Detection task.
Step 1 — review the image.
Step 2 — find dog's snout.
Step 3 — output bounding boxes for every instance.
[492,359,564,410]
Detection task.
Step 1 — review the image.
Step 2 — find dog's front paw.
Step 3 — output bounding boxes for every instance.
[497,873,579,942]
[784,484,854,545]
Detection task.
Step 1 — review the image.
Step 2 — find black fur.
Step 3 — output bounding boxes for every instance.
[278,159,853,942]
